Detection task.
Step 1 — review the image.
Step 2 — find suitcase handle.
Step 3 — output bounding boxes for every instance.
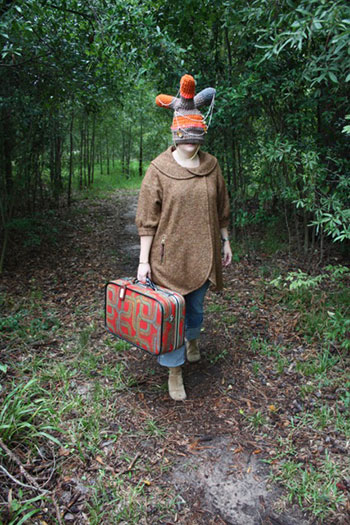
[132,277,158,291]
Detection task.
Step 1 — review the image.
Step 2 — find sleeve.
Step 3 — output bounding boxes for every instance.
[135,165,162,236]
[217,164,230,229]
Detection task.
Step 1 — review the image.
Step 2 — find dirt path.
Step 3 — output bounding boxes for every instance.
[2,190,347,524]
[100,191,309,525]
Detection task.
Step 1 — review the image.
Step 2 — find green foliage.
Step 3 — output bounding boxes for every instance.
[295,349,339,377]
[0,0,180,271]
[208,348,228,365]
[271,269,325,291]
[270,264,349,351]
[4,493,46,525]
[0,378,61,447]
[2,0,350,272]
[246,410,267,430]
[0,308,61,343]
[271,451,346,519]
[6,213,59,248]
[325,310,350,351]
[214,0,350,248]
[271,265,349,291]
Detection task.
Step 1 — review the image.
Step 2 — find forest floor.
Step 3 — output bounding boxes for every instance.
[1,189,350,525]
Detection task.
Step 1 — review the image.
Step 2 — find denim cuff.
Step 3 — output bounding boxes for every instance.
[185,325,202,341]
[157,344,186,367]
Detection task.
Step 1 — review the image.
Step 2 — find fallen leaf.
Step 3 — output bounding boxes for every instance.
[95,455,104,465]
[189,440,199,450]
[336,482,347,492]
[59,447,70,457]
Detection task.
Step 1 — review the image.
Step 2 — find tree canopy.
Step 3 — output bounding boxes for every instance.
[1,0,349,270]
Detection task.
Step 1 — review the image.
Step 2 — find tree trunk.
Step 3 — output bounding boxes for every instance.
[106,134,110,175]
[2,108,13,197]
[303,208,309,255]
[68,111,74,207]
[87,117,91,187]
[50,129,62,207]
[91,113,96,185]
[79,124,83,190]
[121,132,125,177]
[100,138,103,175]
[139,118,143,177]
[32,152,40,213]
[0,224,9,275]
[126,124,131,178]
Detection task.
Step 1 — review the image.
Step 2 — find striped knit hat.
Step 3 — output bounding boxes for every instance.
[156,74,216,145]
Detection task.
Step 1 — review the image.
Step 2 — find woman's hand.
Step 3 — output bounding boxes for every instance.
[137,262,152,283]
[222,240,232,267]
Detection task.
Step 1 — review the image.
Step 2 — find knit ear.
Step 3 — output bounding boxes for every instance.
[156,94,178,109]
[194,87,216,108]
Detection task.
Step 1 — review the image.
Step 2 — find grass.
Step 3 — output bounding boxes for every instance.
[206,302,226,313]
[295,349,339,377]
[0,377,62,523]
[208,348,228,364]
[247,410,267,430]
[270,266,350,351]
[3,159,144,257]
[76,159,143,200]
[2,189,350,523]
[0,378,61,448]
[270,451,346,520]
[1,341,174,521]
[86,478,178,524]
[245,266,350,521]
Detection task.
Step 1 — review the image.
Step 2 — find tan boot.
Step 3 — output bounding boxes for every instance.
[186,338,200,363]
[168,366,187,401]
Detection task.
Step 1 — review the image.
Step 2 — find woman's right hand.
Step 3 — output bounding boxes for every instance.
[137,262,151,283]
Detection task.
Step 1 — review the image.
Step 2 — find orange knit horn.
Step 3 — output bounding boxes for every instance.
[180,74,195,99]
[156,94,175,108]
[155,74,215,145]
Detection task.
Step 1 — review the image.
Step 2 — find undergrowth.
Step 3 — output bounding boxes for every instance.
[246,264,350,521]
[1,191,349,523]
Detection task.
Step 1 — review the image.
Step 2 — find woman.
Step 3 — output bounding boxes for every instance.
[136,74,232,401]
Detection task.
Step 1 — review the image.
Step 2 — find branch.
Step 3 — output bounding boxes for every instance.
[46,2,95,23]
[0,0,15,16]
[0,464,49,493]
[119,452,141,475]
[0,51,53,69]
[0,439,43,490]
[0,439,63,525]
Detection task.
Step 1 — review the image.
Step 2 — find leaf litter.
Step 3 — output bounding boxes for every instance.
[0,189,349,524]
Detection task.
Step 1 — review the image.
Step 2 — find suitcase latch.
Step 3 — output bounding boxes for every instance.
[119,285,127,300]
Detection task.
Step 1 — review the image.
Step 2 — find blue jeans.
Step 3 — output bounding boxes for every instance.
[157,280,210,367]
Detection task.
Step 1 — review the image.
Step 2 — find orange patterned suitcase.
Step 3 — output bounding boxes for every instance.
[105,278,185,355]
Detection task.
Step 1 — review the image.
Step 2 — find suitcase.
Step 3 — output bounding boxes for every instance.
[105,278,186,355]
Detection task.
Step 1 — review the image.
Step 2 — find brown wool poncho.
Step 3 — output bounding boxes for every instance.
[135,146,230,295]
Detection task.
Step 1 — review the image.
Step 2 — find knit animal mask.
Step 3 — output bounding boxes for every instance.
[156,74,216,145]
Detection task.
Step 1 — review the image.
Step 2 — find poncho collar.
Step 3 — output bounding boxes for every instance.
[151,146,217,180]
